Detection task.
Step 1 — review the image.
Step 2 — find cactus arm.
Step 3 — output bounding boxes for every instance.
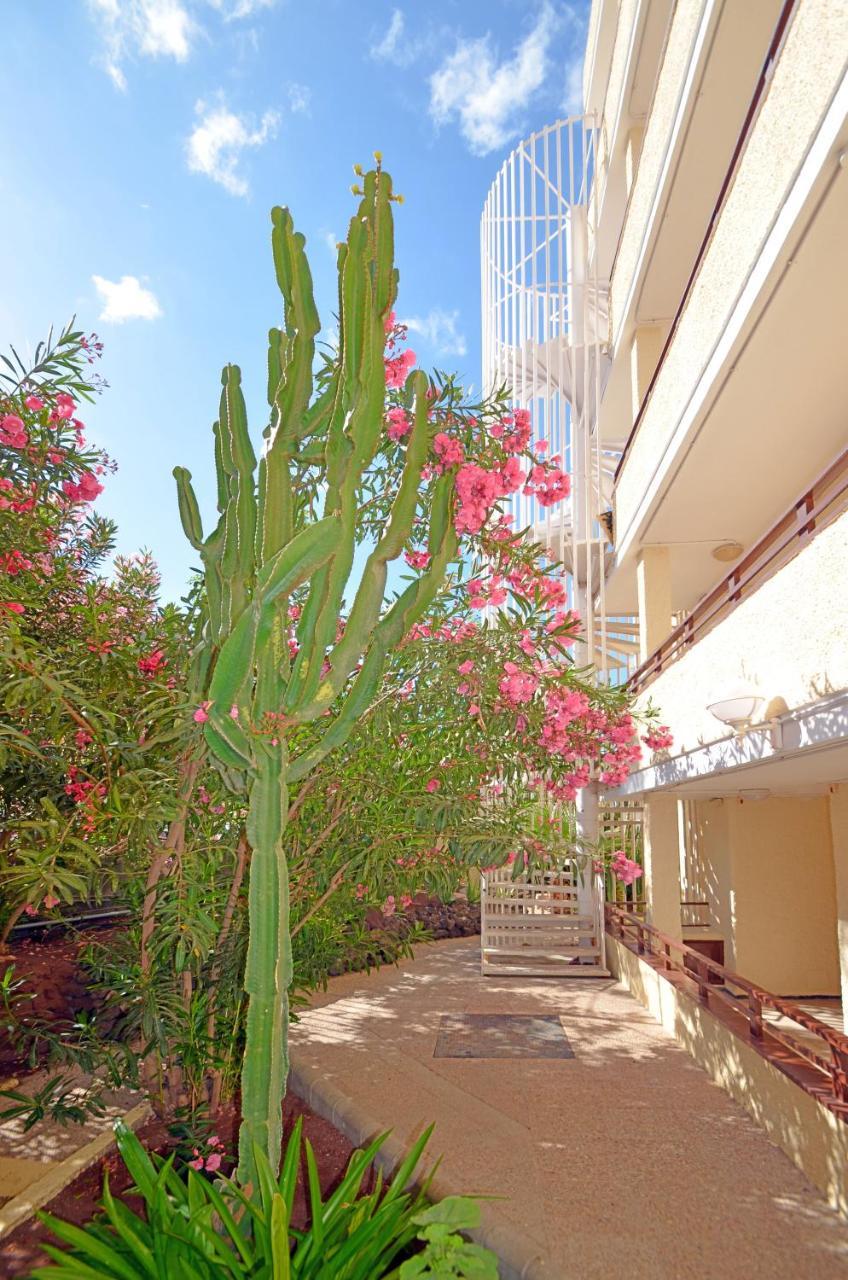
[327,371,431,684]
[285,170,400,714]
[173,467,205,551]
[206,515,341,760]
[219,367,257,623]
[288,501,458,777]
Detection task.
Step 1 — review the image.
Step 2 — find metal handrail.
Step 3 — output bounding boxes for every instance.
[605,904,848,1111]
[629,446,848,693]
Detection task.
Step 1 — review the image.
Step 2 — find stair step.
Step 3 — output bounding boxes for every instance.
[482,960,610,978]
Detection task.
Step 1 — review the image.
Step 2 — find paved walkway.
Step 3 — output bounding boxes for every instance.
[289,937,848,1279]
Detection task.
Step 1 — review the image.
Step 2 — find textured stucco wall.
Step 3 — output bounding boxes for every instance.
[615,0,848,543]
[727,795,839,995]
[608,0,708,343]
[634,509,848,752]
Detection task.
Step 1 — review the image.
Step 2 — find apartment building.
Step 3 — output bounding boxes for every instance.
[482,0,848,1206]
[582,0,848,1017]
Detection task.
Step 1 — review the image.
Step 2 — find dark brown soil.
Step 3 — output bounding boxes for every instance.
[0,1094,362,1279]
[0,931,103,1079]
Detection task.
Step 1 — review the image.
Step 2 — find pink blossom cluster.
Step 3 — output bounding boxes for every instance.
[404,548,430,570]
[188,1134,225,1173]
[386,407,412,441]
[643,724,674,751]
[498,660,539,706]
[611,850,643,885]
[137,649,168,678]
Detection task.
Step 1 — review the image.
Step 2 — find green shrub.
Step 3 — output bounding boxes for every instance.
[30,1119,498,1279]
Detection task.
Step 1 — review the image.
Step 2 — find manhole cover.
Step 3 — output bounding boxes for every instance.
[433,1013,574,1059]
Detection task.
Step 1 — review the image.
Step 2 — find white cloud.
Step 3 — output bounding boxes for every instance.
[186,99,279,196]
[92,275,163,323]
[87,0,195,89]
[562,55,583,115]
[370,9,405,63]
[320,230,340,257]
[428,4,557,155]
[210,0,277,18]
[287,82,311,115]
[402,309,467,359]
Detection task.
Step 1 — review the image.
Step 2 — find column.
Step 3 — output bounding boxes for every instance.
[643,793,682,941]
[828,784,848,1032]
[629,324,665,422]
[636,544,673,663]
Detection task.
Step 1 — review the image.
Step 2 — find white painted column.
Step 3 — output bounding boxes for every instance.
[643,793,683,941]
[828,784,848,1032]
[636,545,673,663]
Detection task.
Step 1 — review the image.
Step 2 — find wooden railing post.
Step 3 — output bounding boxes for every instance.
[831,1045,848,1104]
[748,992,763,1040]
[697,958,710,1005]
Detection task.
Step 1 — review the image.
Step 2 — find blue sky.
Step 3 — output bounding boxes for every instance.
[2,0,588,601]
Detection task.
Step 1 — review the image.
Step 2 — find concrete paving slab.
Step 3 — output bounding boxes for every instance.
[289,937,848,1280]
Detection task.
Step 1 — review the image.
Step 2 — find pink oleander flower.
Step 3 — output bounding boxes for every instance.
[0,414,28,448]
[55,392,75,419]
[137,649,167,678]
[1,601,25,614]
[458,659,475,675]
[43,894,60,910]
[74,729,93,750]
[24,394,44,412]
[194,701,212,723]
[0,550,33,576]
[643,725,674,751]
[204,1152,222,1172]
[425,778,441,793]
[386,406,412,441]
[62,472,104,503]
[404,548,430,570]
[383,894,396,916]
[230,704,239,719]
[433,432,465,471]
[188,1157,205,1171]
[384,348,416,389]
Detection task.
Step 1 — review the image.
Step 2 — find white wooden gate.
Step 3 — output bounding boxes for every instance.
[481,863,608,977]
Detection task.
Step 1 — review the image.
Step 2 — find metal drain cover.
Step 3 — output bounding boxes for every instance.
[433,1013,574,1059]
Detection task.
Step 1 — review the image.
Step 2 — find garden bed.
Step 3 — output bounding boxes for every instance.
[0,1095,365,1278]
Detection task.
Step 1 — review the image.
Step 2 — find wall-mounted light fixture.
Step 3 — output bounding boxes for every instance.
[712,541,744,562]
[707,691,766,730]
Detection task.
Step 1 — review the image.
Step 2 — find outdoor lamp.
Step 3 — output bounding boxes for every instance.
[706,690,766,730]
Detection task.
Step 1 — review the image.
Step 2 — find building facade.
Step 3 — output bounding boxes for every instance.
[483,0,848,1015]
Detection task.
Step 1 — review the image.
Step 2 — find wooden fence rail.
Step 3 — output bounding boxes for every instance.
[605,903,848,1114]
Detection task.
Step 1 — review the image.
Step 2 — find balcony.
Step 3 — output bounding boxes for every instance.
[622,455,848,789]
[605,0,848,617]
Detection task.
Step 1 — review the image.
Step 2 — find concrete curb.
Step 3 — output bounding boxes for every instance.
[0,1101,151,1240]
[289,1056,552,1280]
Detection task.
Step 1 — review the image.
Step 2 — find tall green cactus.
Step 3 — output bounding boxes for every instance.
[174,163,458,1184]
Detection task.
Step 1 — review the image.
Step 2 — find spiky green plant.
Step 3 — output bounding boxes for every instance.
[174,162,459,1184]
